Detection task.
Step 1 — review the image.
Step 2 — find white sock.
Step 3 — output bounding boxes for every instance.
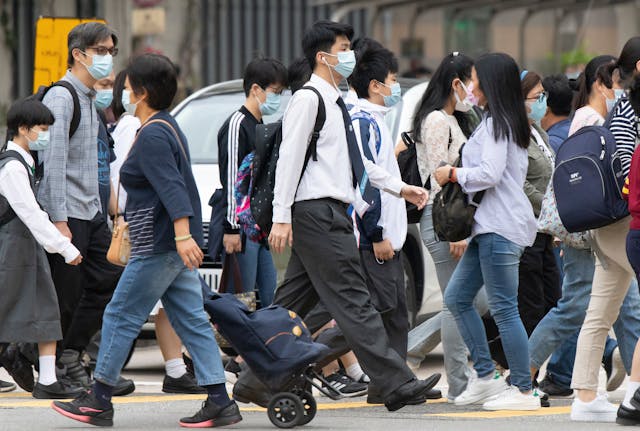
[345,363,368,382]
[38,355,57,386]
[165,358,187,379]
[623,381,640,409]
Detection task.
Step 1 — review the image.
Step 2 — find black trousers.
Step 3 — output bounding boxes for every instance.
[273,199,414,396]
[48,213,122,352]
[517,232,561,336]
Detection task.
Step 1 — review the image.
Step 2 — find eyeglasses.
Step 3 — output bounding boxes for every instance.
[526,91,548,103]
[85,46,119,57]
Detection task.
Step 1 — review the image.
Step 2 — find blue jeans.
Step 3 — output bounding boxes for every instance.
[529,245,637,374]
[225,240,277,306]
[444,233,531,391]
[94,252,226,387]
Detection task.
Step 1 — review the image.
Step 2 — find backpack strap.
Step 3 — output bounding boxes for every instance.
[0,150,35,226]
[351,110,382,157]
[49,81,81,139]
[298,86,326,183]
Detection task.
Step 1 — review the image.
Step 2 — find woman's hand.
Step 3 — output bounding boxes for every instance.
[68,254,83,266]
[176,237,204,270]
[449,240,467,260]
[434,165,452,186]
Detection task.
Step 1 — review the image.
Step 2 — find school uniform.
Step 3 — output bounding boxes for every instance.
[0,142,79,342]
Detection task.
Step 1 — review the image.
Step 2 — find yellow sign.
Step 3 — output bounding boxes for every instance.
[33,17,106,93]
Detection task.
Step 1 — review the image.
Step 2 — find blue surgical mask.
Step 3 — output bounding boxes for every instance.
[527,94,547,124]
[615,89,625,101]
[324,50,356,78]
[94,89,113,110]
[258,90,281,116]
[121,90,138,116]
[27,129,50,151]
[380,82,402,107]
[81,52,113,80]
[605,95,617,113]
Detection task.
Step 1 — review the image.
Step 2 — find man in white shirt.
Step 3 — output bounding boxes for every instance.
[268,20,434,412]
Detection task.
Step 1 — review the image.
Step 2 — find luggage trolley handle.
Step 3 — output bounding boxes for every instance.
[218,254,245,294]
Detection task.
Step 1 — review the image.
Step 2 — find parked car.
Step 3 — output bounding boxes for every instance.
[170,78,441,327]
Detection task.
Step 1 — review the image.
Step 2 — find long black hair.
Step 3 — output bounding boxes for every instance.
[411,52,474,141]
[573,55,616,110]
[475,53,530,149]
[616,36,640,84]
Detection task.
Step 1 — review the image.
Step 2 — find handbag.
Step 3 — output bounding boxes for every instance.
[432,146,484,243]
[106,118,190,267]
[537,181,590,249]
[397,132,431,224]
[214,254,256,348]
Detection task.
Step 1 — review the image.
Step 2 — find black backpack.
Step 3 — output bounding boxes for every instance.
[250,86,326,235]
[29,81,81,139]
[0,150,35,227]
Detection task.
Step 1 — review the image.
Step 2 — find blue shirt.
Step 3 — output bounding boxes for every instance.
[120,111,203,257]
[456,116,537,248]
[546,118,571,153]
[97,114,116,220]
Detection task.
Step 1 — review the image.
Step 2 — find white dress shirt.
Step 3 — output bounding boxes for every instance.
[0,142,80,262]
[110,114,141,213]
[273,74,405,224]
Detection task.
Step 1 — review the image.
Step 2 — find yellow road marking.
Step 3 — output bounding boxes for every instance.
[428,406,571,418]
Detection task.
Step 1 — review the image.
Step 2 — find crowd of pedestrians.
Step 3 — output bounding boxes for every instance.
[3,18,640,428]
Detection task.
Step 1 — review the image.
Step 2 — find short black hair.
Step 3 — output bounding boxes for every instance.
[347,37,384,87]
[542,74,574,117]
[288,57,312,94]
[111,70,127,118]
[126,54,177,111]
[350,47,398,99]
[242,57,288,96]
[302,20,354,70]
[67,22,118,67]
[6,99,55,140]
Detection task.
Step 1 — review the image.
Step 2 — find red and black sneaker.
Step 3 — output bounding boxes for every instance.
[179,399,242,428]
[51,390,114,427]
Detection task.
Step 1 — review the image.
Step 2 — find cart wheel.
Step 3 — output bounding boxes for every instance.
[267,392,304,429]
[298,391,317,425]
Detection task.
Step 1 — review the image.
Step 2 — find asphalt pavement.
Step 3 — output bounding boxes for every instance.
[0,344,628,431]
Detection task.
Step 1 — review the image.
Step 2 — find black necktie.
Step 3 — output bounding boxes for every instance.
[335,96,377,207]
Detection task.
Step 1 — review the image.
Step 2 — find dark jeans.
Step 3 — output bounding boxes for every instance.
[48,213,122,353]
[517,232,561,335]
[273,199,414,397]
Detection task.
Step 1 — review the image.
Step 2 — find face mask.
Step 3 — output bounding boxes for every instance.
[27,129,50,151]
[121,90,138,116]
[615,89,625,101]
[257,89,281,115]
[81,52,113,80]
[94,89,113,110]
[464,81,479,106]
[527,94,547,124]
[380,82,402,107]
[323,50,356,78]
[605,94,617,113]
[454,81,474,112]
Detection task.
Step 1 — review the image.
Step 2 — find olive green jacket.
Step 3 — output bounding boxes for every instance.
[524,123,554,218]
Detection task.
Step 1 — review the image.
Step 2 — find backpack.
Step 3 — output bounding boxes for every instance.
[249,86,326,236]
[29,81,81,139]
[553,101,630,232]
[0,150,35,227]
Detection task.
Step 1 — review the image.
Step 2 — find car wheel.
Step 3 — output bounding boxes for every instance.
[402,253,418,328]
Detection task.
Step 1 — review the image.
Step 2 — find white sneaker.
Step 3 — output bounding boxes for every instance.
[454,371,508,406]
[482,386,541,411]
[570,394,618,422]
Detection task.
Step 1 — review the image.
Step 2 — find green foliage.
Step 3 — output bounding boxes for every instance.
[560,46,594,69]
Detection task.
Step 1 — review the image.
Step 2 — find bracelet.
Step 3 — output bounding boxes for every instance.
[449,167,457,183]
[175,234,192,242]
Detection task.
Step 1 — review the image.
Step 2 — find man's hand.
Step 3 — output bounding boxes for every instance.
[434,165,452,186]
[176,237,204,270]
[449,240,467,260]
[269,223,293,254]
[54,221,72,240]
[373,239,395,261]
[223,233,242,254]
[400,185,429,210]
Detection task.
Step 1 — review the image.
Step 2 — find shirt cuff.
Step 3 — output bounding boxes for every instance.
[272,206,292,224]
[61,244,80,263]
[455,168,467,190]
[383,177,405,197]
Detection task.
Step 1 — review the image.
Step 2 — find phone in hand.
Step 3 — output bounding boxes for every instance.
[401,132,415,147]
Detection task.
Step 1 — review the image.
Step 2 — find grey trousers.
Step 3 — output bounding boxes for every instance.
[273,199,415,397]
[407,205,489,399]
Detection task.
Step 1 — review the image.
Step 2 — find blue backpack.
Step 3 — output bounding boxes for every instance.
[553,125,628,233]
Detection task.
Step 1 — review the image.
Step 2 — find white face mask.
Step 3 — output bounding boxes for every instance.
[454,81,475,112]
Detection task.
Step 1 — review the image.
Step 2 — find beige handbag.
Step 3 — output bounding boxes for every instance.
[106,119,189,267]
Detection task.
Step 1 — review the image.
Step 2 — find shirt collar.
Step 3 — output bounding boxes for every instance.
[357,98,391,116]
[309,73,341,100]
[64,70,95,97]
[6,141,35,167]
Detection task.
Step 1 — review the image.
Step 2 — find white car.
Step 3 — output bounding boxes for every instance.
[171,78,441,327]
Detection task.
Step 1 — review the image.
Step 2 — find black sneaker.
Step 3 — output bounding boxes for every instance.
[617,403,640,425]
[322,370,368,397]
[179,399,242,428]
[112,376,135,397]
[183,353,195,376]
[538,375,573,398]
[58,349,91,388]
[33,380,85,399]
[52,390,114,427]
[224,360,241,383]
[232,368,272,407]
[384,373,441,412]
[0,343,34,392]
[163,373,206,394]
[0,379,16,392]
